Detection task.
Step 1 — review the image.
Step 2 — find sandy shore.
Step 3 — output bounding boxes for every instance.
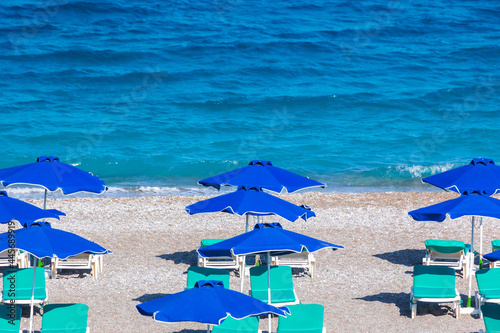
[0,192,491,332]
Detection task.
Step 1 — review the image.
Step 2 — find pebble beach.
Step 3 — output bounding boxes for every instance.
[0,191,491,332]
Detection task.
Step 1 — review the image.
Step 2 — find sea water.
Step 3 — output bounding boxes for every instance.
[1,0,499,197]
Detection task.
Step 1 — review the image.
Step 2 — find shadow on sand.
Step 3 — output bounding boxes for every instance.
[373,249,425,267]
[355,292,457,318]
[133,293,170,303]
[157,250,198,266]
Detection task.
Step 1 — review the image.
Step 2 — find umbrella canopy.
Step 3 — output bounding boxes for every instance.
[198,222,343,258]
[186,186,316,223]
[0,156,107,195]
[422,158,500,195]
[408,190,500,309]
[408,191,500,222]
[136,280,288,325]
[198,223,342,333]
[483,251,500,263]
[0,222,110,259]
[0,191,64,225]
[198,160,326,193]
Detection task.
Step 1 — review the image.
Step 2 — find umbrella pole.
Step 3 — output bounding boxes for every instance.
[245,214,249,233]
[480,217,484,269]
[267,251,271,333]
[467,216,475,308]
[29,265,37,333]
[207,324,210,333]
[43,189,47,210]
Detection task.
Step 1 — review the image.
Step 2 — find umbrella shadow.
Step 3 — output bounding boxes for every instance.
[133,293,170,303]
[355,292,459,318]
[355,292,410,316]
[157,250,198,266]
[373,249,425,267]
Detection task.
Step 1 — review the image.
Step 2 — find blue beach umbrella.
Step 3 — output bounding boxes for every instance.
[0,156,107,208]
[186,186,316,231]
[0,191,64,225]
[198,160,326,193]
[408,191,500,222]
[198,222,343,333]
[422,158,500,195]
[136,280,289,332]
[0,156,106,333]
[408,190,500,308]
[0,222,111,259]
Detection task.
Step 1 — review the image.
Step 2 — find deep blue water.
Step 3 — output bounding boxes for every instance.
[1,0,499,196]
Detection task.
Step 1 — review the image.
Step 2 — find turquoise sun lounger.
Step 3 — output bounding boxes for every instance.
[410,265,461,319]
[276,304,325,333]
[41,303,89,333]
[198,239,243,275]
[0,304,21,332]
[479,303,500,333]
[212,316,261,333]
[249,265,299,306]
[423,240,471,277]
[186,266,230,289]
[475,269,500,318]
[1,268,48,307]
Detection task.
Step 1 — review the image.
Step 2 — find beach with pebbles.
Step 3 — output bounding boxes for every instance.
[0,192,490,332]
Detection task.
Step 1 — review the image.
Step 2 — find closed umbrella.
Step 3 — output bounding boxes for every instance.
[198,160,326,193]
[198,222,343,333]
[136,280,289,333]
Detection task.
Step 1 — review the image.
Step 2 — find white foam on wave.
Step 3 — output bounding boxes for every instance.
[394,163,457,178]
[1,184,236,199]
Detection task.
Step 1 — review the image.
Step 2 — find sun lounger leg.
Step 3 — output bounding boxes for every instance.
[410,296,417,319]
[454,300,460,318]
[51,261,56,279]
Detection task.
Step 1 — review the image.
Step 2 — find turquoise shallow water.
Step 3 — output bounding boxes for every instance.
[1,0,499,196]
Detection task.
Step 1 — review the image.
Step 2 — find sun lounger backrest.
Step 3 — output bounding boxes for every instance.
[492,240,500,252]
[425,240,465,254]
[212,316,260,333]
[186,266,230,289]
[277,304,324,333]
[0,304,21,332]
[481,303,500,332]
[41,303,89,333]
[2,268,47,300]
[200,239,227,248]
[413,265,455,289]
[476,268,500,293]
[250,265,294,292]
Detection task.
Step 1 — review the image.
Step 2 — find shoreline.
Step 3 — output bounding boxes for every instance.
[3,184,446,200]
[1,192,486,332]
